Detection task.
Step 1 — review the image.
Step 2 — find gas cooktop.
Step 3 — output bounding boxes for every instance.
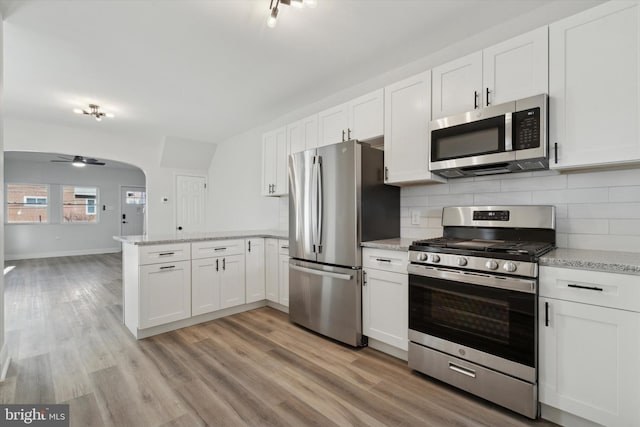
[410,237,554,260]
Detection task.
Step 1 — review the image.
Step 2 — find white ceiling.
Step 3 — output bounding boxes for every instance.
[2,0,565,144]
[5,151,141,170]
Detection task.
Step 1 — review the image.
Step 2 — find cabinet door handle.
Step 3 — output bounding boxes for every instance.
[342,129,346,142]
[159,265,175,270]
[554,143,558,164]
[544,301,549,327]
[159,252,175,256]
[384,166,389,181]
[347,128,352,140]
[216,259,219,271]
[485,88,490,106]
[474,91,479,109]
[376,258,391,263]
[568,283,603,292]
[223,258,226,271]
[248,241,251,252]
[363,270,367,286]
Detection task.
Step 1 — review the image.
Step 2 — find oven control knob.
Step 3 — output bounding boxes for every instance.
[485,260,499,270]
[418,253,428,261]
[457,257,468,266]
[503,262,517,272]
[430,254,441,263]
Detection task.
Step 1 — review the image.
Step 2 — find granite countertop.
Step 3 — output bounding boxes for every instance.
[114,230,288,246]
[361,238,413,252]
[540,248,640,276]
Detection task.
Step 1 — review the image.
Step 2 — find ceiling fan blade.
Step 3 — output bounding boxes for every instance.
[87,162,106,166]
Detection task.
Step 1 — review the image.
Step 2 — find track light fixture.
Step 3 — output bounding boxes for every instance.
[268,0,317,28]
[73,104,114,122]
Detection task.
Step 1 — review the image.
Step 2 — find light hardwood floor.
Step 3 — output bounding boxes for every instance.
[1,254,556,427]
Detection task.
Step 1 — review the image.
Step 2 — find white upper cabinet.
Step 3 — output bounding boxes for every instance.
[432,51,483,119]
[287,114,318,155]
[432,27,548,119]
[384,71,445,185]
[550,1,640,170]
[261,126,287,196]
[483,26,549,106]
[318,89,384,147]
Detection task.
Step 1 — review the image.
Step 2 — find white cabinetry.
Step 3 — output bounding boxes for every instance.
[539,266,640,427]
[278,240,290,307]
[245,238,266,304]
[137,243,192,329]
[318,89,384,147]
[362,248,408,352]
[287,114,318,155]
[384,71,444,185]
[262,126,287,196]
[265,238,279,302]
[191,240,246,316]
[550,1,640,170]
[432,27,548,119]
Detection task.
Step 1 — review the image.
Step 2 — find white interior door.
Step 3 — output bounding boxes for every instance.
[120,186,146,236]
[176,175,206,233]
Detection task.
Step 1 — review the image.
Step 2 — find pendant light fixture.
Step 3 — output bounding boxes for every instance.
[268,0,317,28]
[73,104,114,122]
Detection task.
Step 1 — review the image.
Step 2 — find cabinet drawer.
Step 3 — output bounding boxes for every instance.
[363,248,408,273]
[278,239,289,256]
[540,266,640,312]
[139,243,190,265]
[192,239,244,259]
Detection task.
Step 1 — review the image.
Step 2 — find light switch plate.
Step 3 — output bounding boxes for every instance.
[411,210,420,225]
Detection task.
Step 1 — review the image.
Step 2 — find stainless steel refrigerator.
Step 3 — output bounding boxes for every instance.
[288,139,400,346]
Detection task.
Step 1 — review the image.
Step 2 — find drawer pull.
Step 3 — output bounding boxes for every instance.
[214,247,227,251]
[568,284,603,292]
[159,265,175,270]
[281,246,289,249]
[449,362,476,378]
[376,258,392,263]
[159,252,175,256]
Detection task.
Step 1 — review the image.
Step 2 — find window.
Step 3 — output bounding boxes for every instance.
[6,184,49,223]
[63,186,98,223]
[125,190,146,205]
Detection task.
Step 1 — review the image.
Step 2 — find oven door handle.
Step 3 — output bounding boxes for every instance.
[408,264,536,294]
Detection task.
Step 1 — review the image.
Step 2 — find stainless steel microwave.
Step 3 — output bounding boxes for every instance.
[429,94,548,178]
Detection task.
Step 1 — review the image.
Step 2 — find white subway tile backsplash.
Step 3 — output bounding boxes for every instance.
[609,219,640,236]
[402,196,429,207]
[500,174,567,192]
[428,194,474,206]
[568,203,640,219]
[556,219,609,235]
[568,168,640,189]
[531,188,608,204]
[609,186,640,202]
[567,234,640,253]
[473,192,532,205]
[555,233,568,248]
[449,180,500,194]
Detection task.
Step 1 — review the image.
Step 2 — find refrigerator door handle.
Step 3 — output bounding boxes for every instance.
[317,155,323,253]
[311,156,318,252]
[290,265,352,281]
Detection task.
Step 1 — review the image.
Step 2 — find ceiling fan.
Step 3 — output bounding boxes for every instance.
[50,155,106,168]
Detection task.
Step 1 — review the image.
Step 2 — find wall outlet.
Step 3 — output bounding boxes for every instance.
[411,210,421,225]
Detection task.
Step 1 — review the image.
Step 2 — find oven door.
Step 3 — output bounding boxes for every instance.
[408,264,536,381]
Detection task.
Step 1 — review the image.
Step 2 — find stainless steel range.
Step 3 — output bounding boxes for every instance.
[407,205,555,419]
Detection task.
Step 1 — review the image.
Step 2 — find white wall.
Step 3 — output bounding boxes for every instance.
[4,158,145,260]
[207,127,280,231]
[4,118,210,236]
[0,12,7,379]
[208,0,603,231]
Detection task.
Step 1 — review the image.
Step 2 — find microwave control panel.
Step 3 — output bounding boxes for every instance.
[513,107,540,150]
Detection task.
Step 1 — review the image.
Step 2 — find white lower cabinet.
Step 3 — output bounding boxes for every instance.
[539,266,640,427]
[265,238,279,302]
[362,248,408,351]
[220,254,246,309]
[278,253,290,306]
[191,257,221,316]
[245,238,266,304]
[140,260,191,329]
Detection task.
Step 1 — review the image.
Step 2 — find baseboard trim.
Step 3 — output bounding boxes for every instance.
[266,300,289,313]
[0,342,11,382]
[367,337,408,361]
[5,247,122,261]
[540,403,603,427]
